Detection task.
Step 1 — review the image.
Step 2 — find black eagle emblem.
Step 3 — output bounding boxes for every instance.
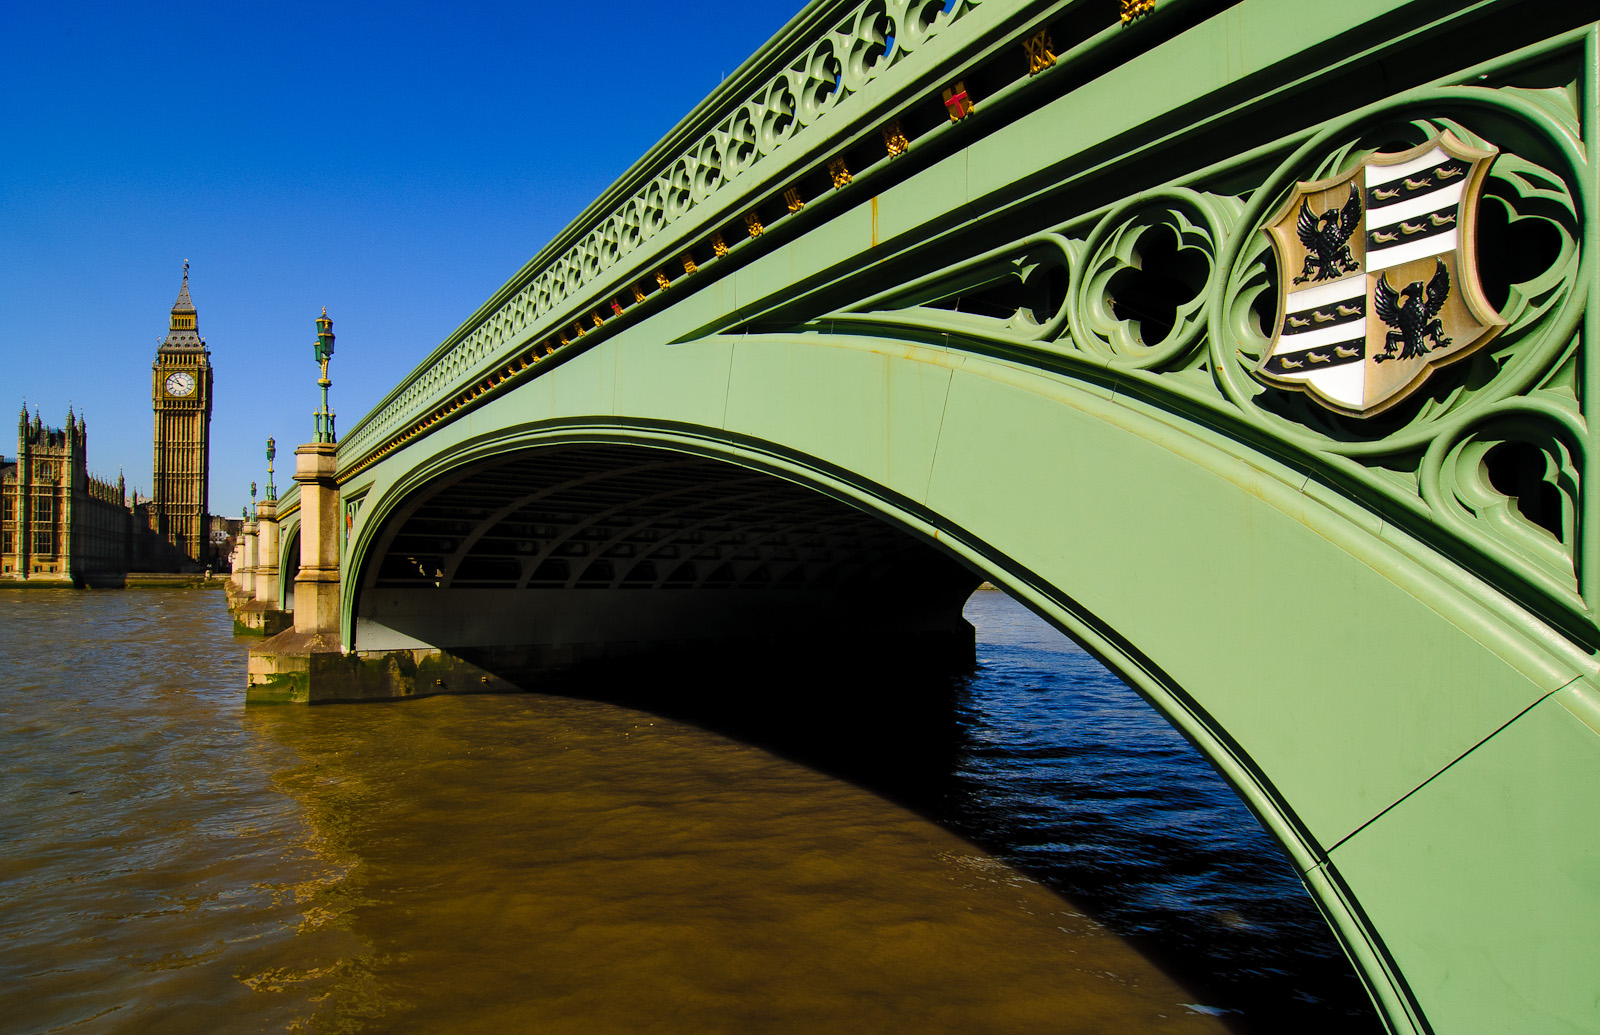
[1293,184,1363,284]
[1373,259,1453,363]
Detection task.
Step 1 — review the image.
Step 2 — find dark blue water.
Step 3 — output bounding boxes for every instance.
[950,590,1380,1033]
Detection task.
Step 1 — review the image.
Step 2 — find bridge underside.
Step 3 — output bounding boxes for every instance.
[355,443,979,686]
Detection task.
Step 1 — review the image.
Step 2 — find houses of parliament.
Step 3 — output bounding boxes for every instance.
[0,266,224,584]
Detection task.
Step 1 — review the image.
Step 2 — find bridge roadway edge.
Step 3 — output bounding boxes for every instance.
[249,1,1600,1030]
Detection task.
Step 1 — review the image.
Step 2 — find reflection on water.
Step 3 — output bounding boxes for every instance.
[0,588,1376,1033]
[953,592,1380,1033]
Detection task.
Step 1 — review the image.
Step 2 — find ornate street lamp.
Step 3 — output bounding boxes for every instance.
[313,308,337,443]
[265,437,277,501]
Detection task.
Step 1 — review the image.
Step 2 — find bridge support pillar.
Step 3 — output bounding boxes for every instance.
[224,541,247,609]
[226,521,258,613]
[249,441,451,702]
[239,520,258,598]
[233,499,291,636]
[289,442,340,635]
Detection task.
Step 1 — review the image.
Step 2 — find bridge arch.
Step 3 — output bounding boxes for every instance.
[338,323,1599,1034]
[346,433,983,675]
[275,522,300,612]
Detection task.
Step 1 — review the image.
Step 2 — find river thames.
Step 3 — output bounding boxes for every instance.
[0,588,1378,1032]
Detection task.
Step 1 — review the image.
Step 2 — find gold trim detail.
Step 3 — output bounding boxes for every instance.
[1024,30,1056,74]
[882,120,908,156]
[1119,0,1155,24]
[827,157,852,189]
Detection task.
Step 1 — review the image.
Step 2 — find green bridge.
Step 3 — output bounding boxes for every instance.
[227,0,1600,1030]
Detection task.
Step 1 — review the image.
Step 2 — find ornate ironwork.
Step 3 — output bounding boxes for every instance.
[882,119,909,156]
[942,81,974,121]
[1120,0,1155,23]
[312,308,336,444]
[1023,29,1055,74]
[341,0,990,466]
[827,157,853,188]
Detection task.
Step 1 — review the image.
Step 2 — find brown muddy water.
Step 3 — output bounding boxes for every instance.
[0,589,1376,1033]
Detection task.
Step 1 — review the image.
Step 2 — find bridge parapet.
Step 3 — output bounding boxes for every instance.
[339,0,1150,472]
[341,0,1598,650]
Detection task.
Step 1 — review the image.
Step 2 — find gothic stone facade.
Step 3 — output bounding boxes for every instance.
[1,409,131,585]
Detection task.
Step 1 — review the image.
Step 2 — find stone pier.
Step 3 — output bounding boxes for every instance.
[232,498,291,636]
[246,442,510,702]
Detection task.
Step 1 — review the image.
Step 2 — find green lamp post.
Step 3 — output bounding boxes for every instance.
[313,308,337,443]
[264,437,277,501]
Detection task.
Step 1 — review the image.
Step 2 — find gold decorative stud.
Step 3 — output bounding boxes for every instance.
[882,120,909,156]
[827,157,852,189]
[1024,29,1056,74]
[1120,0,1155,23]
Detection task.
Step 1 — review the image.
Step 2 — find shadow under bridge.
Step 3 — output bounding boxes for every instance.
[353,442,981,688]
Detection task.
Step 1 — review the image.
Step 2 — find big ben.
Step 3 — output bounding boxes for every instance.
[151,261,213,564]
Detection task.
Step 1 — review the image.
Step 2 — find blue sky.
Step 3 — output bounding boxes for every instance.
[1,0,801,515]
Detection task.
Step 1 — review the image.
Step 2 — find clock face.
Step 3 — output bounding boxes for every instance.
[165,371,196,398]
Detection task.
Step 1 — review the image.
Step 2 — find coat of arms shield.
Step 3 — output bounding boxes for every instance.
[1253,132,1506,418]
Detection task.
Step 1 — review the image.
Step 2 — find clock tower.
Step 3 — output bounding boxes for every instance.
[151,261,213,565]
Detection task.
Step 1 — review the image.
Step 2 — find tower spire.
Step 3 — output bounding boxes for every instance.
[162,261,202,349]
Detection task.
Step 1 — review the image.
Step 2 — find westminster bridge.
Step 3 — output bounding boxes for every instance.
[227,0,1599,1031]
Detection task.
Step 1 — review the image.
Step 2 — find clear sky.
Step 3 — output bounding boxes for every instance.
[1,0,803,517]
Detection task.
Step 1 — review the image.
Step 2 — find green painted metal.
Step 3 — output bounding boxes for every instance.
[268,0,1600,1029]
